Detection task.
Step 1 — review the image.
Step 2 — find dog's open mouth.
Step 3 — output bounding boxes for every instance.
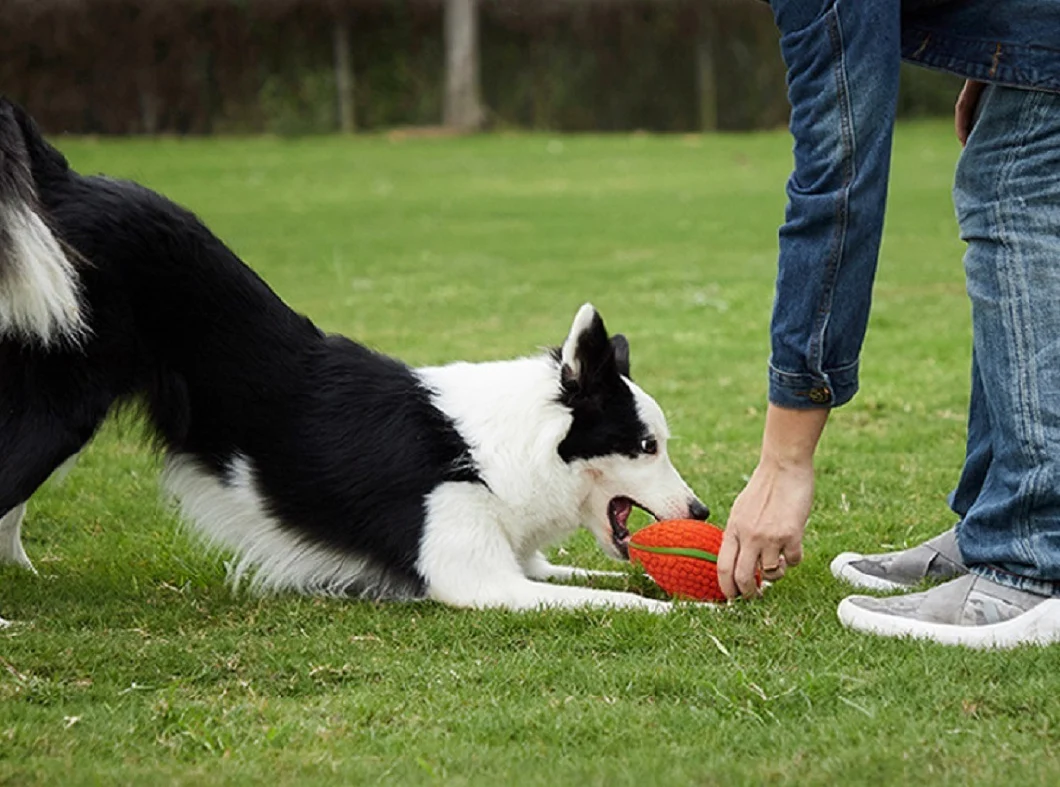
[607,496,656,560]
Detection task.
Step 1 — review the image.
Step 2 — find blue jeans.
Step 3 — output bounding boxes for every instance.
[950,85,1060,598]
[765,0,1060,411]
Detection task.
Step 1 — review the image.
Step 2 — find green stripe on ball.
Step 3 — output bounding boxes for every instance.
[631,544,718,563]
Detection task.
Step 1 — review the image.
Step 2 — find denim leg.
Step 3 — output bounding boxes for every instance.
[952,84,1060,597]
[948,349,992,520]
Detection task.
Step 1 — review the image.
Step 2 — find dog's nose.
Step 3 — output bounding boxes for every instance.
[688,499,710,521]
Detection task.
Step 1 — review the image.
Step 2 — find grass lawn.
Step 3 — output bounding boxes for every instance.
[2,125,1057,785]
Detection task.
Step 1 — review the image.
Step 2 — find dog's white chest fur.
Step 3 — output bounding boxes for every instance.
[416,357,589,554]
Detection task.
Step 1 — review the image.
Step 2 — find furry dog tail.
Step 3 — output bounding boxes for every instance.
[0,98,84,346]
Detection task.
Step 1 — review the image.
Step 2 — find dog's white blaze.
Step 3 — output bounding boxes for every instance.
[0,503,34,573]
[568,378,701,558]
[0,203,85,346]
[627,378,697,517]
[162,454,416,598]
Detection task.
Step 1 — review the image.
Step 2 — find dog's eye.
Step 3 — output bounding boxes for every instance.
[640,436,658,455]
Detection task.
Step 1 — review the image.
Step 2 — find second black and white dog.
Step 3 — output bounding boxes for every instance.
[0,99,709,620]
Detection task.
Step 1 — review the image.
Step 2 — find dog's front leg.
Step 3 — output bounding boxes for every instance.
[522,551,625,582]
[429,570,670,613]
[419,484,669,613]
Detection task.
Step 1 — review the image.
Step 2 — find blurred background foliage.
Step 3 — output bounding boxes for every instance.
[1,0,961,135]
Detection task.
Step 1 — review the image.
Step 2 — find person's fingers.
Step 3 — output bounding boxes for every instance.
[955,80,986,147]
[717,527,740,600]
[783,538,804,567]
[760,547,786,583]
[733,538,762,598]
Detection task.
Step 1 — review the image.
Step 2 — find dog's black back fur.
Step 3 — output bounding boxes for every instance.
[0,100,479,592]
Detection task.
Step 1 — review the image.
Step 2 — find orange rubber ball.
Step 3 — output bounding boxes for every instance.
[629,520,759,602]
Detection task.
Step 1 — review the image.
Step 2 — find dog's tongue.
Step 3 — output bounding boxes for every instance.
[610,497,633,536]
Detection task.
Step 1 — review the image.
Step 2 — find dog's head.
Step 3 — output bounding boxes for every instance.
[557,303,709,560]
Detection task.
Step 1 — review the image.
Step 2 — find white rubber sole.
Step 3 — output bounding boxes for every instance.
[830,552,909,592]
[838,596,1060,649]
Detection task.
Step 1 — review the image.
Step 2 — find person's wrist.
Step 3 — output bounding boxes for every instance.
[759,444,814,472]
[759,403,829,470]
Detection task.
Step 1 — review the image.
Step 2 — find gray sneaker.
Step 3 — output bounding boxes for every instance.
[838,574,1060,649]
[830,526,967,591]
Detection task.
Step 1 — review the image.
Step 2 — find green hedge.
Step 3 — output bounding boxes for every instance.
[0,1,961,135]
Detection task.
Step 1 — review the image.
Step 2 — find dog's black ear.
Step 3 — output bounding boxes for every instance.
[559,303,624,398]
[611,334,631,379]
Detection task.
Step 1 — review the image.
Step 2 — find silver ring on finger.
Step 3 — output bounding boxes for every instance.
[761,560,785,582]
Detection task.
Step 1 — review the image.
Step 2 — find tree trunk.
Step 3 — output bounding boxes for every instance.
[444,0,484,131]
[333,17,355,133]
[696,6,719,132]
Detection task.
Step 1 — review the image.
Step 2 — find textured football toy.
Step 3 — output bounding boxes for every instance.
[629,519,758,602]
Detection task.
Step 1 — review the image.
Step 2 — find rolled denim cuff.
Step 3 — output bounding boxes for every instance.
[767,360,859,409]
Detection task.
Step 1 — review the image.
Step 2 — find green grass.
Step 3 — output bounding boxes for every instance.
[3,125,1058,785]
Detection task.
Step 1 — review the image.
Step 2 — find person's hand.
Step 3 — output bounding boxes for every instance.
[718,404,828,599]
[955,80,986,147]
[718,456,813,597]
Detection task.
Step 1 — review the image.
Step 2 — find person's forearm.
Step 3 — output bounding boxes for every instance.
[760,403,829,468]
[767,0,901,410]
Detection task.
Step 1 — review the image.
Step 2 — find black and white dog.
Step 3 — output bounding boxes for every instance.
[0,99,708,620]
